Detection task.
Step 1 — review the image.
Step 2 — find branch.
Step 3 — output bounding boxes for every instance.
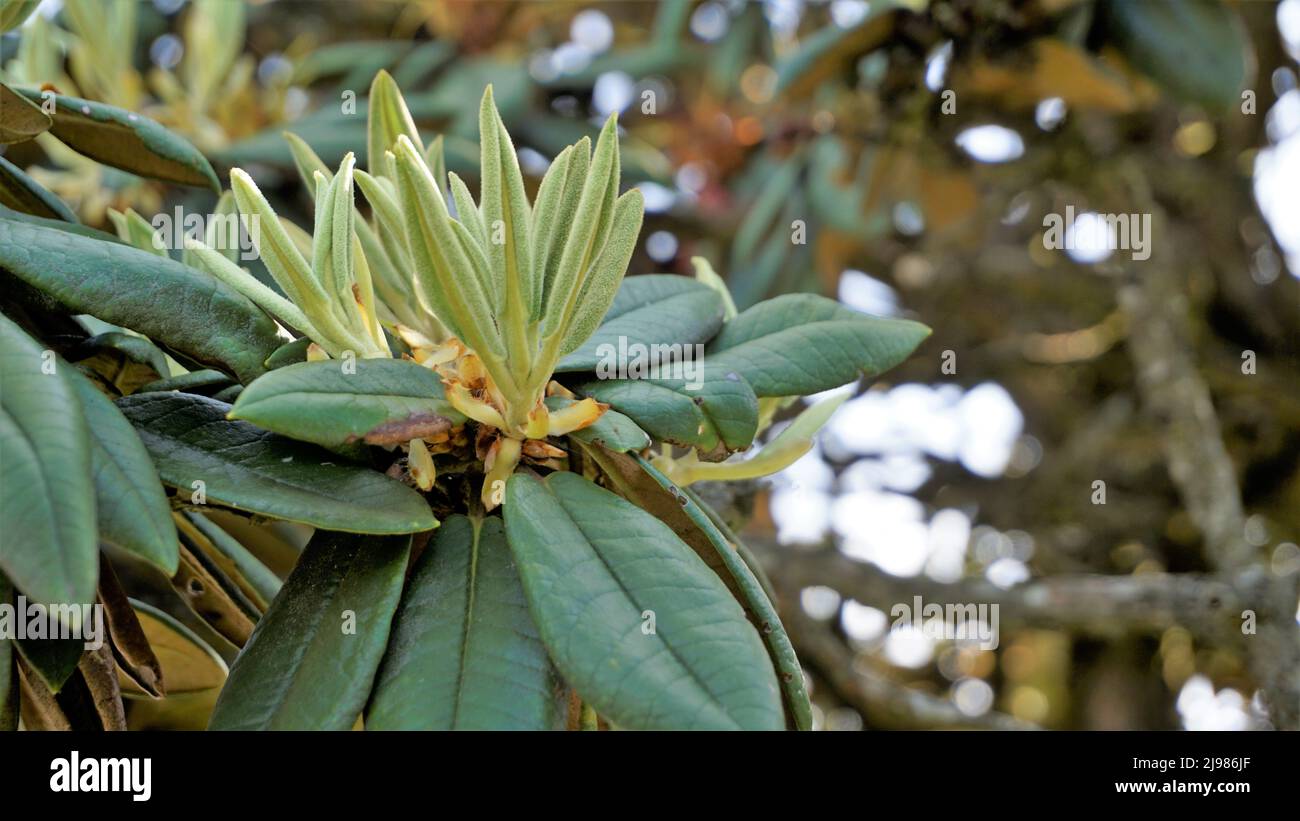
[1117,254,1251,571]
[782,605,1037,730]
[1116,192,1300,728]
[756,542,1246,643]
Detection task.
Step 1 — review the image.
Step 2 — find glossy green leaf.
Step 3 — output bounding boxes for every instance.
[137,369,235,397]
[14,633,84,694]
[13,88,220,191]
[632,456,812,729]
[0,314,97,606]
[556,274,725,373]
[0,203,116,242]
[1102,0,1251,112]
[264,338,312,370]
[578,445,806,728]
[504,471,783,730]
[230,359,465,449]
[0,218,283,384]
[117,392,438,534]
[67,368,178,574]
[546,396,649,453]
[707,293,930,396]
[72,331,169,385]
[0,155,76,221]
[578,362,758,454]
[209,531,410,730]
[367,516,557,730]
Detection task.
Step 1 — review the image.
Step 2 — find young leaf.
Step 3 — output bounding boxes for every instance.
[106,207,166,255]
[0,217,283,384]
[691,256,738,320]
[117,392,438,534]
[230,359,466,449]
[478,86,533,317]
[558,189,644,356]
[209,531,410,730]
[424,134,447,188]
[667,393,849,485]
[0,314,98,606]
[355,168,409,262]
[366,69,422,179]
[311,154,369,340]
[531,142,586,292]
[183,237,320,340]
[0,1,41,35]
[543,115,620,337]
[283,130,331,194]
[545,396,649,453]
[504,471,783,730]
[229,169,332,321]
[12,88,220,191]
[181,0,246,112]
[707,293,930,396]
[367,516,558,730]
[446,172,488,253]
[392,135,503,358]
[556,274,725,373]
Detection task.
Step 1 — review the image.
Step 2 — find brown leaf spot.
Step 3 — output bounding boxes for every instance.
[358,413,455,446]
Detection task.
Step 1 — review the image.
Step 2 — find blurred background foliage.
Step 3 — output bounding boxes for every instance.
[3,0,1298,730]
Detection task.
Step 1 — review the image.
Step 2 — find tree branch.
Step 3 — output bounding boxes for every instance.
[756,541,1246,643]
[782,604,1038,730]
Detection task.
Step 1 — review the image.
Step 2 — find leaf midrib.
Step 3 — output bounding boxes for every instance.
[550,484,745,730]
[449,519,482,729]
